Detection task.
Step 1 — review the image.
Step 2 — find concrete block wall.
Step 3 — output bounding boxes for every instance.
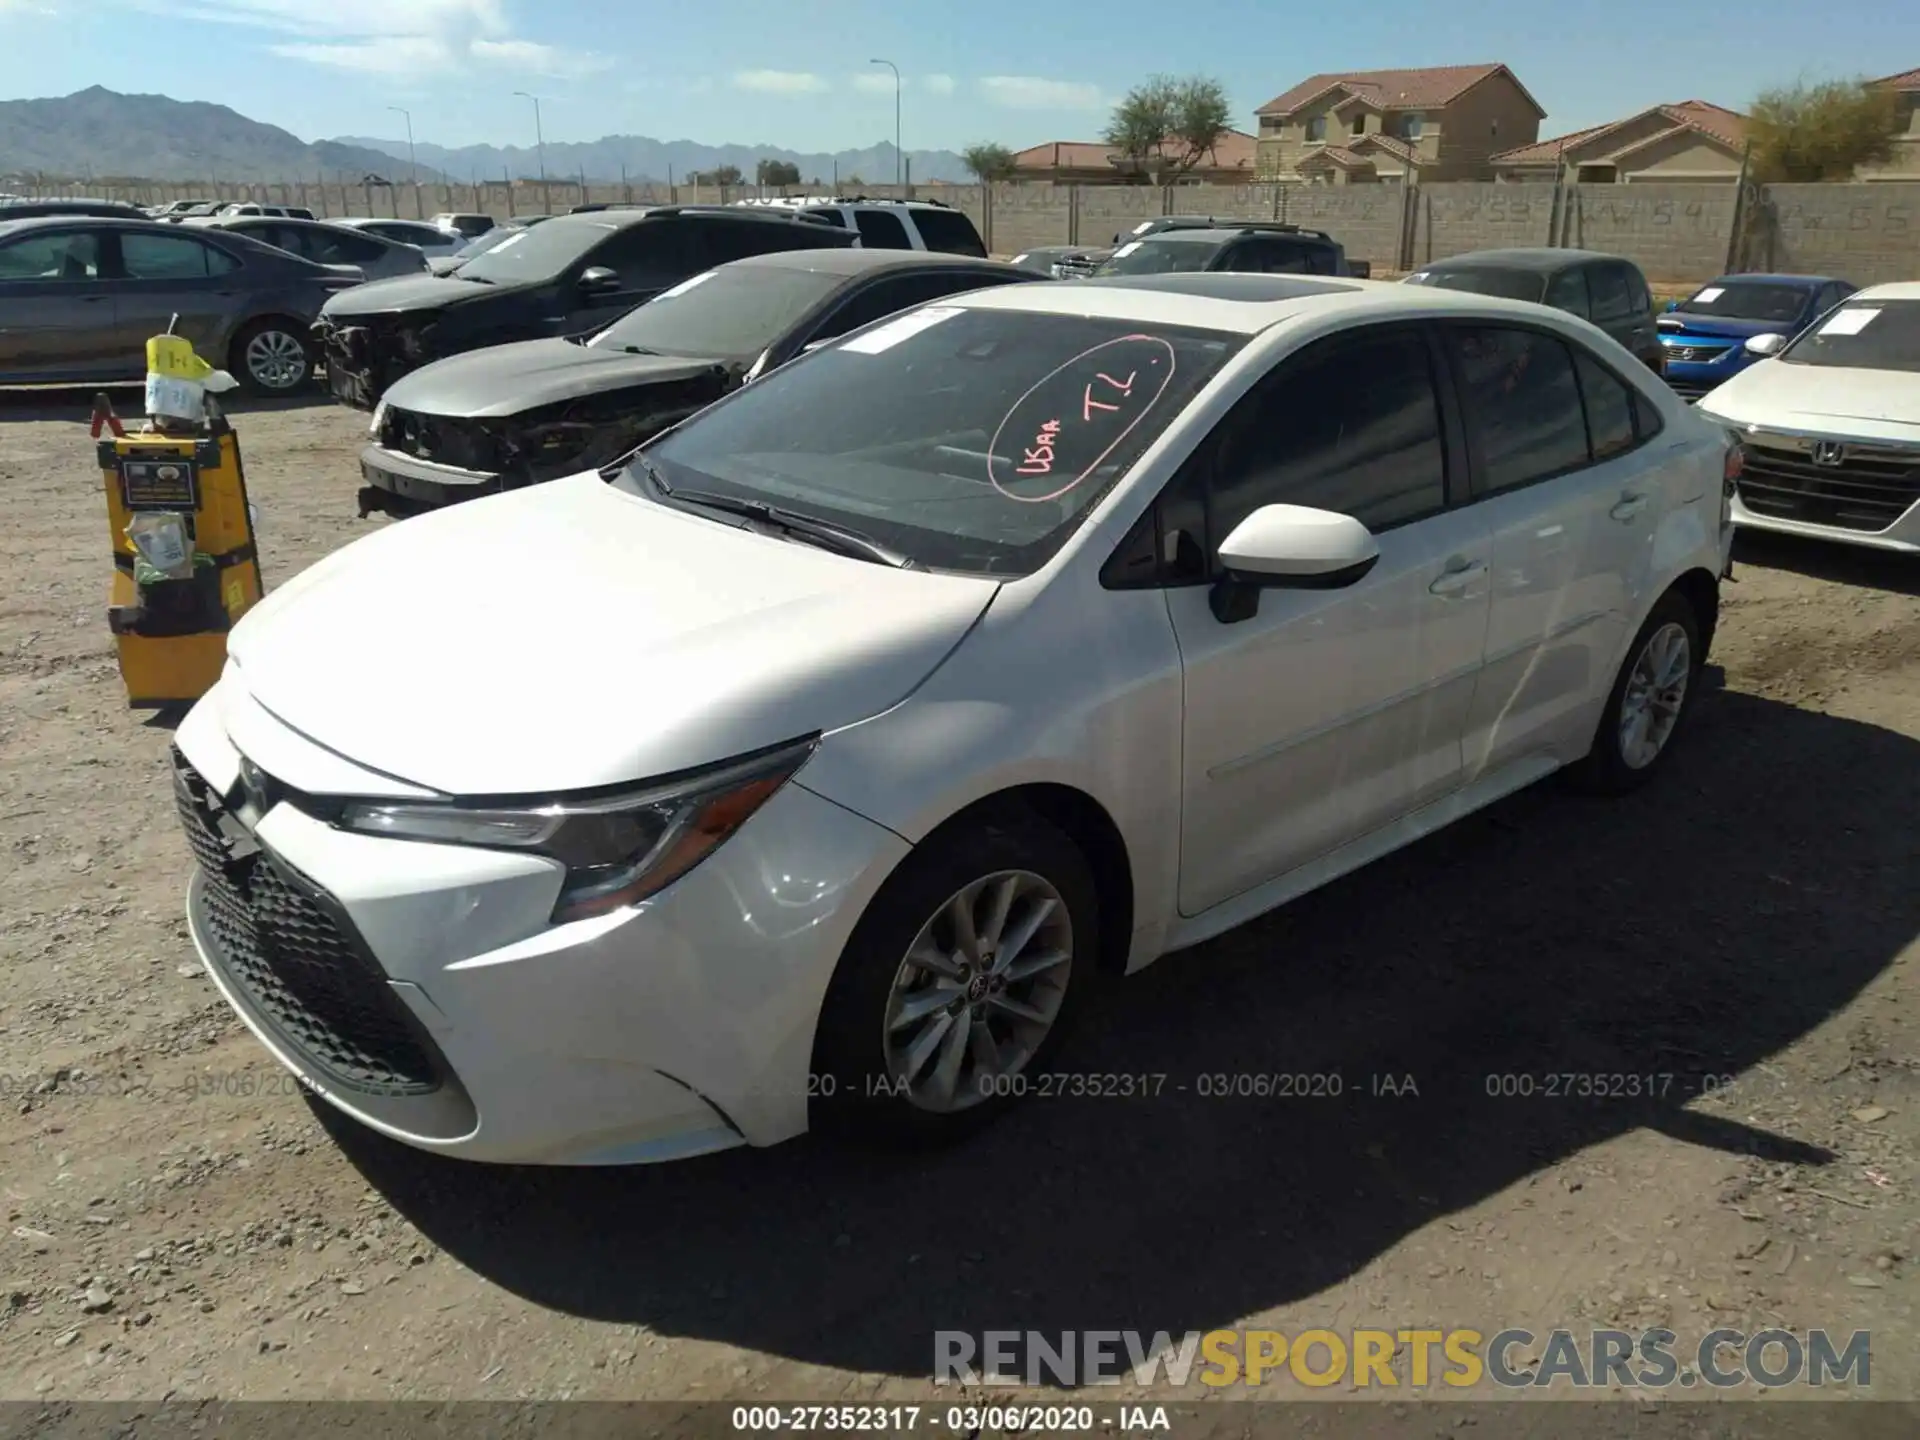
[1561,183,1740,283]
[1752,182,1920,287]
[1409,184,1557,267]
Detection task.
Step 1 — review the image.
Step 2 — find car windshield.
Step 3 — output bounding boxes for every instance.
[456,217,615,284]
[588,265,846,359]
[1096,237,1221,276]
[1780,299,1920,373]
[616,307,1244,576]
[1405,267,1546,303]
[454,228,521,259]
[1678,281,1813,322]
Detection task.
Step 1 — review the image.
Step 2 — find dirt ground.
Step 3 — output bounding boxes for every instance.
[0,388,1917,1420]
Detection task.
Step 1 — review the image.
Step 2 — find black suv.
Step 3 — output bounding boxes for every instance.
[1403,248,1664,374]
[1092,222,1366,280]
[315,205,855,409]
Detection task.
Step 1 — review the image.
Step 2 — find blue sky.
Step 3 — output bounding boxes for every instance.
[1,0,1916,154]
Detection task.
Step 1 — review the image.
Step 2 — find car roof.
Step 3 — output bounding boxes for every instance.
[540,205,834,232]
[1131,228,1260,245]
[1703,272,1841,287]
[0,214,211,235]
[1425,248,1633,273]
[731,248,1015,277]
[940,271,1619,336]
[1851,280,1920,302]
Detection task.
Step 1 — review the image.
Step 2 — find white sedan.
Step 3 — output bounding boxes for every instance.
[172,275,1735,1164]
[332,217,467,259]
[1698,280,1920,552]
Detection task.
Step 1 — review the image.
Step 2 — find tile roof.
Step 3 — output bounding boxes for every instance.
[1871,66,1920,91]
[1491,101,1746,166]
[1353,133,1424,165]
[1011,129,1258,173]
[1256,64,1543,118]
[1294,135,1427,173]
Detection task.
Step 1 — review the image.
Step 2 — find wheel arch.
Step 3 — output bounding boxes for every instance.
[1667,566,1721,660]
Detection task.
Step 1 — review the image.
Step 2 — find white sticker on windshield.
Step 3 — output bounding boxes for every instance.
[1407,271,1429,282]
[1012,253,1028,264]
[840,305,963,355]
[489,231,527,252]
[1113,241,1143,257]
[1132,222,1156,235]
[657,271,714,300]
[1819,307,1879,336]
[1692,286,1725,303]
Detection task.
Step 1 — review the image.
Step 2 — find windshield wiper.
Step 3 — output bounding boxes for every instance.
[662,487,921,569]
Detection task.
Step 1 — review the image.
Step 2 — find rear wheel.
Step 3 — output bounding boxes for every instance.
[1571,590,1703,794]
[811,807,1098,1145]
[232,318,314,396]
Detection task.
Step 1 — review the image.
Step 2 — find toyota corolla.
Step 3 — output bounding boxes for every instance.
[172,274,1734,1164]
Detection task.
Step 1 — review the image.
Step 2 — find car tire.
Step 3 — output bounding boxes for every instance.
[231,318,315,396]
[1570,589,1703,796]
[810,804,1100,1147]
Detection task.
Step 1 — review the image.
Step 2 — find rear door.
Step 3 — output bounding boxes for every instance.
[907,207,988,257]
[1589,260,1659,367]
[108,229,246,359]
[851,208,915,250]
[0,226,118,378]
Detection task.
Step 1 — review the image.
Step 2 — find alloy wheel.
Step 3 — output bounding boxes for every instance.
[1619,621,1691,770]
[245,330,308,391]
[881,869,1073,1113]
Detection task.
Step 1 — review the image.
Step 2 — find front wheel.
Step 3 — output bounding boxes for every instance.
[1571,590,1703,794]
[231,318,315,396]
[811,807,1099,1145]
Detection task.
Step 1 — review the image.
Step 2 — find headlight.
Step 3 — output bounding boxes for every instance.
[368,398,387,438]
[335,737,817,924]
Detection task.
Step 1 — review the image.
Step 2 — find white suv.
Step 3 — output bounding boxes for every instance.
[732,196,987,257]
[173,275,1734,1165]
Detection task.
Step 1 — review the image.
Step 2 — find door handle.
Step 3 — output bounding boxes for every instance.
[1610,493,1650,522]
[1429,560,1488,596]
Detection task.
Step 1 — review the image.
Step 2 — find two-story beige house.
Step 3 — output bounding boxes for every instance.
[1491,100,1748,183]
[1254,63,1546,184]
[1859,66,1920,179]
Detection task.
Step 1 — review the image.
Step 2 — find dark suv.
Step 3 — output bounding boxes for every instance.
[1092,223,1366,280]
[315,205,855,409]
[1404,249,1664,374]
[1057,217,1370,280]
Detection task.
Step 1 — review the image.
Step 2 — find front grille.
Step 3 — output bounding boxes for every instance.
[1667,378,1716,400]
[379,406,499,472]
[1665,343,1731,364]
[1052,257,1101,279]
[173,749,441,1096]
[1738,434,1920,533]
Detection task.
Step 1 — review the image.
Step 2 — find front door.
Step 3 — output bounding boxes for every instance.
[1167,324,1493,916]
[0,228,119,379]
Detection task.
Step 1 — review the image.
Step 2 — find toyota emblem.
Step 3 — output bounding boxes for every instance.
[1811,441,1845,467]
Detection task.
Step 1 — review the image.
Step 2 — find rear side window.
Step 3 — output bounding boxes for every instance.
[1545,268,1590,318]
[1573,351,1638,461]
[1447,326,1589,495]
[909,207,987,257]
[311,229,387,265]
[1209,325,1447,535]
[1587,264,1636,323]
[853,209,912,249]
[120,233,241,280]
[804,207,848,228]
[685,218,792,264]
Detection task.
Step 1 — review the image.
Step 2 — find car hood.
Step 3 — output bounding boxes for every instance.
[225,472,997,795]
[319,272,504,318]
[381,338,726,419]
[1700,361,1920,444]
[1659,312,1796,342]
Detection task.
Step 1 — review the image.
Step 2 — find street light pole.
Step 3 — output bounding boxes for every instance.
[514,91,548,210]
[869,58,901,189]
[388,106,417,216]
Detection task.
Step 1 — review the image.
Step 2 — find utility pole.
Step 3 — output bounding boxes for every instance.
[869,58,901,189]
[388,107,417,216]
[514,91,548,213]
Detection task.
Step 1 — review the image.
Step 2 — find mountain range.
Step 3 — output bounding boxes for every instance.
[333,135,972,186]
[0,86,975,186]
[0,87,435,183]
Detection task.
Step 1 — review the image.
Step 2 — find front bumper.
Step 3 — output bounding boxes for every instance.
[1661,354,1745,400]
[172,674,911,1164]
[358,442,505,517]
[316,323,414,411]
[1731,490,1920,553]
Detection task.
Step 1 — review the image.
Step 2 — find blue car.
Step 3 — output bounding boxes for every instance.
[1658,273,1856,399]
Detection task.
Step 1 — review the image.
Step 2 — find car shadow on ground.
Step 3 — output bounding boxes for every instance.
[321,682,1919,1380]
[1734,529,1920,599]
[0,385,333,425]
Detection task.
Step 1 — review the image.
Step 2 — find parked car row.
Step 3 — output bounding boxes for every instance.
[173,266,1742,1166]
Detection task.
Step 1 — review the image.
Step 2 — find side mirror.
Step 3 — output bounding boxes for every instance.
[1664,299,1680,313]
[579,266,622,295]
[1210,504,1380,623]
[1744,332,1787,358]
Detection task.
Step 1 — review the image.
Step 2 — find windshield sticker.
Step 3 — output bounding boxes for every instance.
[487,231,528,252]
[986,335,1178,504]
[657,271,714,300]
[840,305,964,355]
[1112,241,1143,257]
[1692,286,1725,304]
[1012,253,1029,264]
[1407,271,1429,282]
[1132,222,1156,235]
[1818,307,1879,337]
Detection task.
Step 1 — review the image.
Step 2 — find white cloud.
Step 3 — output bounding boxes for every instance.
[161,0,600,77]
[851,72,895,95]
[978,75,1105,110]
[473,37,610,78]
[732,69,830,95]
[270,36,451,74]
[921,73,956,96]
